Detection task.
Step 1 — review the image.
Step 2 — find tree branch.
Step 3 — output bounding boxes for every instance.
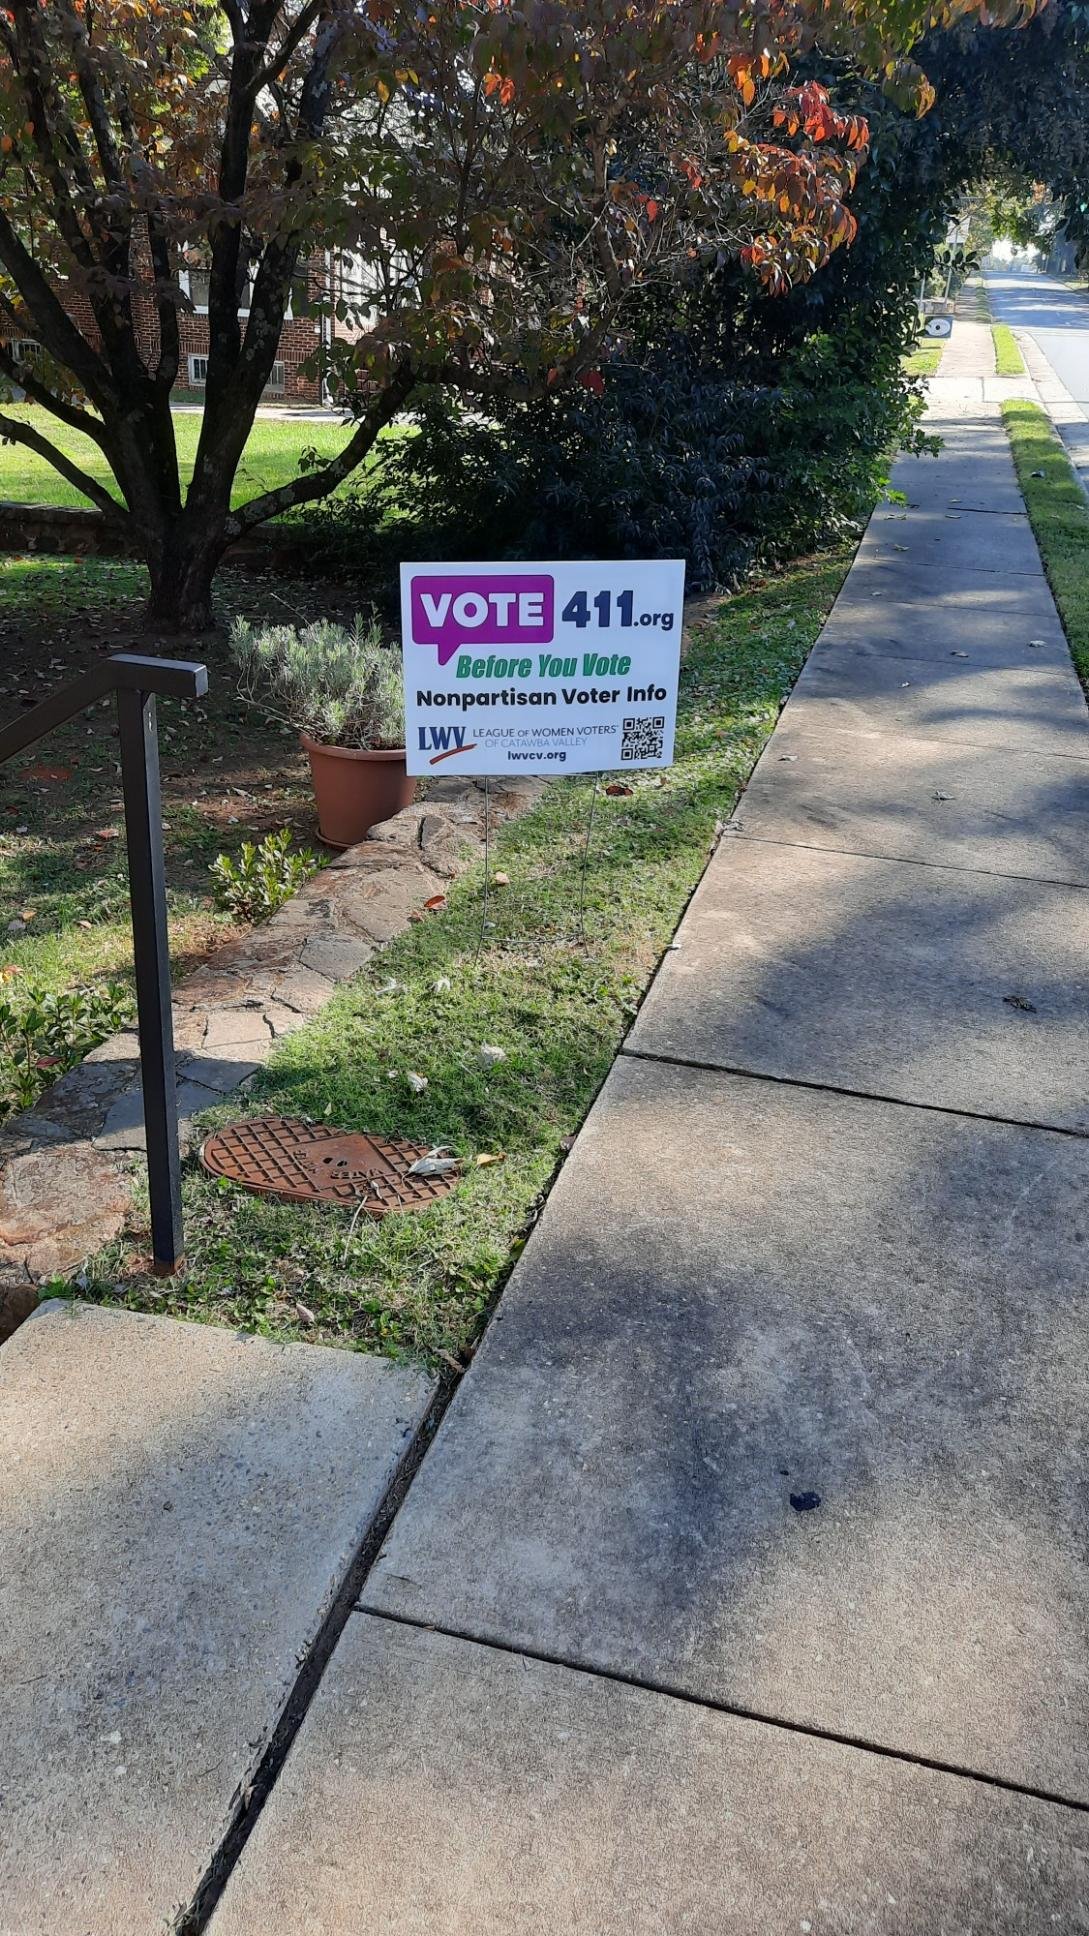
[0,208,115,408]
[225,361,415,536]
[0,410,128,520]
[0,338,112,446]
[252,0,324,92]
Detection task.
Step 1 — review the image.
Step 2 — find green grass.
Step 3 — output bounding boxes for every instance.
[993,324,1026,378]
[77,548,854,1366]
[0,406,355,513]
[1003,399,1089,686]
[904,338,943,377]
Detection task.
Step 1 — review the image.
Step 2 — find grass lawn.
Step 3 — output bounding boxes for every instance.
[1003,399,1089,686]
[993,324,1026,378]
[903,338,943,377]
[0,405,355,512]
[76,547,854,1367]
[0,555,378,1116]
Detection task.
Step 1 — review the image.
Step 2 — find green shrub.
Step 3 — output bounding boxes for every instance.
[0,975,132,1120]
[229,612,405,750]
[210,827,323,924]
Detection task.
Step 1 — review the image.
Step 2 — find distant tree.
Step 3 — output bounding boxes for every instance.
[0,0,1045,629]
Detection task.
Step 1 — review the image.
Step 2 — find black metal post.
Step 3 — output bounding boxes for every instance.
[117,685,184,1274]
[0,653,207,1273]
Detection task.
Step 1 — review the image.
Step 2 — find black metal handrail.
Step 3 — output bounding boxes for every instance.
[0,654,209,1274]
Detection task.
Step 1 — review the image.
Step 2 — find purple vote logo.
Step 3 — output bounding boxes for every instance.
[410,573,554,666]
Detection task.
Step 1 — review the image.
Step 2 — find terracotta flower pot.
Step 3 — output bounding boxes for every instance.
[301,733,416,848]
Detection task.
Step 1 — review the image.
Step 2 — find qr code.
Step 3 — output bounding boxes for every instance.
[620,715,666,764]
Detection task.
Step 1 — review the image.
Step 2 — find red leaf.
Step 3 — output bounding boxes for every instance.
[579,369,605,396]
[646,198,659,223]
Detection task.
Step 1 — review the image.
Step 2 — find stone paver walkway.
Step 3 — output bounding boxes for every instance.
[208,317,1089,1928]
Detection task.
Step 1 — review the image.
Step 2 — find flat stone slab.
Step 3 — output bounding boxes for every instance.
[366,1060,1089,1802]
[785,644,1089,756]
[734,720,1089,885]
[210,1619,1089,1935]
[840,551,1050,604]
[627,839,1089,1129]
[814,596,1070,667]
[0,1143,130,1281]
[889,458,1027,518]
[855,508,1044,578]
[0,1301,433,1935]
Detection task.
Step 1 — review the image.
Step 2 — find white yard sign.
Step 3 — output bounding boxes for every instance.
[401,560,685,777]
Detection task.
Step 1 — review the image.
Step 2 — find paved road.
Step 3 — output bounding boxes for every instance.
[987,261,1089,410]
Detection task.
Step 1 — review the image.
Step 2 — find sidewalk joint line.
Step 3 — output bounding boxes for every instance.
[729,831,1089,894]
[174,1378,462,1935]
[357,1607,1089,1820]
[619,1046,1089,1143]
[771,719,1089,761]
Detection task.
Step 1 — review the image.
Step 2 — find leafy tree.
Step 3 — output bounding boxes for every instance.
[380,2,1089,592]
[0,0,1043,629]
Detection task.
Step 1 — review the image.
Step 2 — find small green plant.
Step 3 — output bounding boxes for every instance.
[0,974,133,1119]
[210,826,323,925]
[229,612,405,750]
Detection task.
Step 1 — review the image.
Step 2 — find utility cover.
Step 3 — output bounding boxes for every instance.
[200,1117,458,1214]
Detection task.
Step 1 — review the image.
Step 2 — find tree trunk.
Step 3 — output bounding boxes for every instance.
[143,520,227,633]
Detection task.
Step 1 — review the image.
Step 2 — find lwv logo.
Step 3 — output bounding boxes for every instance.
[411,573,554,666]
[417,723,476,765]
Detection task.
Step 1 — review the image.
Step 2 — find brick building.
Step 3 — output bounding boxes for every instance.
[4,249,342,407]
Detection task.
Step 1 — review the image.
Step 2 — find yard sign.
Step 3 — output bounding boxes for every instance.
[401,560,685,777]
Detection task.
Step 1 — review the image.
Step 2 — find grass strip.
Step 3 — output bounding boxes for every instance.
[903,339,943,377]
[1003,399,1089,686]
[81,548,853,1366]
[992,323,1026,378]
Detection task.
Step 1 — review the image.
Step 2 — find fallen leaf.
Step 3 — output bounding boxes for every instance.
[93,827,121,842]
[424,893,447,911]
[604,783,634,797]
[475,1151,506,1168]
[295,1301,317,1326]
[492,872,510,886]
[406,1071,428,1094]
[19,909,36,921]
[1004,994,1037,1013]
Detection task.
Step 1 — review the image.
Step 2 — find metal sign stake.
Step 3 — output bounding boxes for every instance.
[0,652,208,1277]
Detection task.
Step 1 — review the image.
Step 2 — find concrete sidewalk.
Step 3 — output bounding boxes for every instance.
[205,329,1089,1923]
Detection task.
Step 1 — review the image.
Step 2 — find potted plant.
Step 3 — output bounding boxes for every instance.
[229,614,415,848]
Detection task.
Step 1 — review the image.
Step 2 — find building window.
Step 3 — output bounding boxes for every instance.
[180,267,254,316]
[188,354,210,387]
[265,361,286,395]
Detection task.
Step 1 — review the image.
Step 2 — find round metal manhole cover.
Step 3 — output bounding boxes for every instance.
[199,1117,458,1216]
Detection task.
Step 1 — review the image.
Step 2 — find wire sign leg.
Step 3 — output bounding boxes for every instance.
[117,686,184,1273]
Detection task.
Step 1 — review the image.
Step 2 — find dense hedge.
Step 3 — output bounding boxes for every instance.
[303,9,1089,594]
